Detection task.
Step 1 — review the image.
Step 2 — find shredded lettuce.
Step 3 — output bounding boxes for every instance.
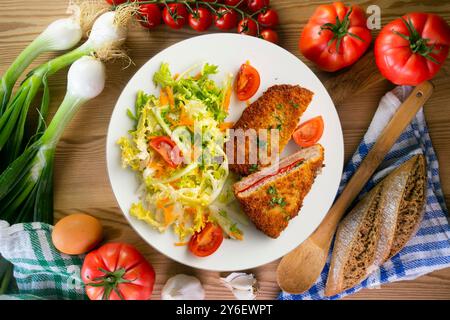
[118,62,241,241]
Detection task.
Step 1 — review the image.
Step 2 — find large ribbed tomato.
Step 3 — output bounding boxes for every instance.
[299,2,372,72]
[81,243,155,300]
[375,13,450,85]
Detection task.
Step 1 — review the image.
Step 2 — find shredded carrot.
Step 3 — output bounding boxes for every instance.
[193,72,202,80]
[219,122,234,131]
[178,105,194,127]
[159,89,169,106]
[165,87,175,109]
[173,73,179,80]
[222,86,232,112]
[174,241,188,246]
[231,232,244,241]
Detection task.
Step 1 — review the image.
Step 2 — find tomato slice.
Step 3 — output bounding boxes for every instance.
[188,223,224,257]
[292,116,324,147]
[235,63,260,101]
[149,136,183,168]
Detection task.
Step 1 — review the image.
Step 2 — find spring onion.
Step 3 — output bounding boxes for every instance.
[0,10,129,165]
[0,56,106,225]
[0,17,83,115]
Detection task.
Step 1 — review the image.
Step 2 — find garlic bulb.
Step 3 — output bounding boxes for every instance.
[220,272,258,300]
[161,274,205,300]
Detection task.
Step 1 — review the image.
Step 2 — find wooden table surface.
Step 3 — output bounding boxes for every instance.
[1,0,450,300]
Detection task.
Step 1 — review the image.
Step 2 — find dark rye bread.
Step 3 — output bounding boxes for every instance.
[388,155,426,258]
[325,155,427,296]
[325,183,385,296]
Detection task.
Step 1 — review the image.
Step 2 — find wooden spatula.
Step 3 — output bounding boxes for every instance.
[276,81,434,294]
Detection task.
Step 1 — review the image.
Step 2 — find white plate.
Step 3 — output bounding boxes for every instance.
[106,33,344,271]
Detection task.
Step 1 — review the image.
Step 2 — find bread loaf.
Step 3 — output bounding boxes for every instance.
[324,155,426,296]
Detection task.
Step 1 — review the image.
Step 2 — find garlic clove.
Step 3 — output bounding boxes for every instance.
[220,272,258,300]
[161,274,205,300]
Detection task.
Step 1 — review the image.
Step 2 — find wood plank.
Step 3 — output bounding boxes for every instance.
[1,0,450,300]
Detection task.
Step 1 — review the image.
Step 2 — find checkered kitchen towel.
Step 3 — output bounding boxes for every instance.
[0,220,87,300]
[279,85,450,300]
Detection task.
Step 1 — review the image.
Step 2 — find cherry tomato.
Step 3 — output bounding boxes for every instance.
[138,4,162,29]
[299,2,372,72]
[214,8,238,30]
[81,243,155,300]
[247,0,269,13]
[105,0,127,4]
[149,136,183,168]
[260,29,278,43]
[237,18,258,36]
[257,8,278,28]
[224,0,245,7]
[189,7,213,32]
[235,62,260,101]
[188,223,224,257]
[375,13,450,85]
[292,116,324,147]
[162,3,188,29]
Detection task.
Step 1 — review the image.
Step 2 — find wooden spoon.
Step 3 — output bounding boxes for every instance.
[276,81,434,294]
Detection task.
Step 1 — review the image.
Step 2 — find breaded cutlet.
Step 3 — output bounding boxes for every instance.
[228,84,314,176]
[233,144,324,238]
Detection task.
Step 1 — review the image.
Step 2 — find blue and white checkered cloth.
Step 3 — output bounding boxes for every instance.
[279,85,450,300]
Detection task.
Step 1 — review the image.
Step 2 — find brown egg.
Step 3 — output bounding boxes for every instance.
[52,213,103,255]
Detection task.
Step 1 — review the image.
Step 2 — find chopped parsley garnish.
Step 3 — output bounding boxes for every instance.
[267,186,286,208]
[290,100,299,109]
[276,103,284,110]
[249,164,259,173]
[267,186,277,195]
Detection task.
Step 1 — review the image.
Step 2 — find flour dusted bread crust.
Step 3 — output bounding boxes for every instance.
[325,155,426,296]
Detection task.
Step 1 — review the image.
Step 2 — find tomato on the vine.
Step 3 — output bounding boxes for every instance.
[162,3,188,29]
[138,4,162,29]
[225,0,245,7]
[260,29,278,43]
[247,0,269,13]
[214,8,238,30]
[238,18,258,36]
[257,8,278,28]
[189,7,213,32]
[105,0,127,5]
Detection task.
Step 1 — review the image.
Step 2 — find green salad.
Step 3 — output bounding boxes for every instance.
[117,63,243,241]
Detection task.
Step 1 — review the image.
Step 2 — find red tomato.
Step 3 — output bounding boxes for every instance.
[260,29,278,43]
[247,0,269,13]
[149,136,183,168]
[162,3,188,29]
[189,7,213,32]
[214,8,238,30]
[138,4,161,29]
[235,62,260,101]
[188,223,224,257]
[292,116,324,147]
[299,2,372,72]
[257,9,279,28]
[238,18,258,36]
[375,13,450,85]
[105,0,127,5]
[224,0,245,7]
[81,243,155,300]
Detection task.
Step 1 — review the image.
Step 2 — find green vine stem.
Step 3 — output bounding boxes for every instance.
[112,0,264,36]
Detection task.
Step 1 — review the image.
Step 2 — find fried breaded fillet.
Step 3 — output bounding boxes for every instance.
[233,144,324,238]
[228,84,314,176]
